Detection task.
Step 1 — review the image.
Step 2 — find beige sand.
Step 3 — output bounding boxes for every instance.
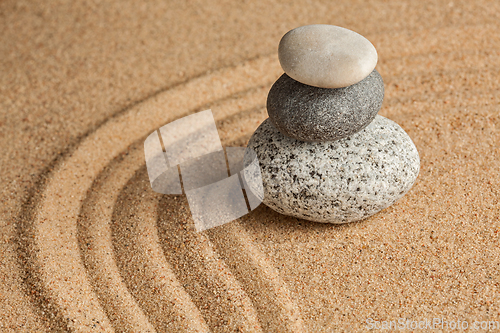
[1,0,499,331]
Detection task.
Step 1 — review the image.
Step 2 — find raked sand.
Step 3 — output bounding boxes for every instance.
[1,0,500,331]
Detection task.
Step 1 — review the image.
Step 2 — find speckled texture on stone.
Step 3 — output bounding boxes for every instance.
[267,69,384,143]
[278,24,378,88]
[246,116,420,223]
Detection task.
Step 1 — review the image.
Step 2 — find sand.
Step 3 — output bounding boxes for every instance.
[0,0,499,332]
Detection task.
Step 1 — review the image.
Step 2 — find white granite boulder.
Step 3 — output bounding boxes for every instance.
[245,116,420,223]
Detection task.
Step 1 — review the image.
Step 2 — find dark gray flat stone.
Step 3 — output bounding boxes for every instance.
[267,69,384,142]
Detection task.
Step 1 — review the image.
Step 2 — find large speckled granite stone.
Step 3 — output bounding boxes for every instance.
[245,116,420,223]
[278,24,378,88]
[267,69,384,142]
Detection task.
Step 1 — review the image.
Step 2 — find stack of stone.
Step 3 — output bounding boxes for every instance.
[246,25,420,224]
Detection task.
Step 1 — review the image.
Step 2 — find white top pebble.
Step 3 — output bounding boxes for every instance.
[278,24,378,88]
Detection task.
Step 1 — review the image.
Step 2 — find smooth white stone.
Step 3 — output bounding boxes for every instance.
[278,24,378,88]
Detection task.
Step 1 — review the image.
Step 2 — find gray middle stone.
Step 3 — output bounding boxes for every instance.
[267,69,384,142]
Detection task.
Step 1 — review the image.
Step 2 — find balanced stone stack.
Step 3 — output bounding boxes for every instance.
[246,25,420,223]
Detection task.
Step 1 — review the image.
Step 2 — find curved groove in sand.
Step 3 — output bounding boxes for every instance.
[107,102,270,332]
[205,221,305,332]
[122,168,262,332]
[76,80,269,333]
[79,145,209,333]
[156,193,265,332]
[20,55,282,331]
[155,178,306,332]
[149,108,304,331]
[78,144,209,332]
